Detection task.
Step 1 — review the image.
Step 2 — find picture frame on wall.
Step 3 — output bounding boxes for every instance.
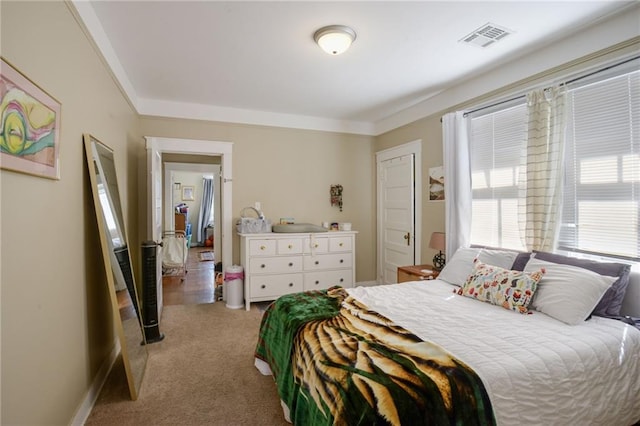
[0,57,62,180]
[182,185,194,201]
[429,166,444,201]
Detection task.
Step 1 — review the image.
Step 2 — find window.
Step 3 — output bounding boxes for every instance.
[468,59,639,261]
[469,102,527,251]
[558,67,639,260]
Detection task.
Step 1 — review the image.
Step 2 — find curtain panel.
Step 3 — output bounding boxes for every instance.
[197,178,214,244]
[443,111,472,257]
[518,87,567,252]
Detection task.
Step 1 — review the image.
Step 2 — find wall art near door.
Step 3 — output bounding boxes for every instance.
[182,185,195,201]
[0,58,61,179]
[429,166,444,201]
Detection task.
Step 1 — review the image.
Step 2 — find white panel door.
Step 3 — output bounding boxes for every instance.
[380,155,415,283]
[147,145,163,321]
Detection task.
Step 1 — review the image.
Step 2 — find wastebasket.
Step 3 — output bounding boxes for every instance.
[224,265,244,309]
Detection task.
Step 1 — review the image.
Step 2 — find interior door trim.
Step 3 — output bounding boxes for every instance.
[375,139,422,284]
[145,136,233,276]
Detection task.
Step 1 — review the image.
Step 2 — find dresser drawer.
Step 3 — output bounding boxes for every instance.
[251,274,303,298]
[304,270,353,291]
[329,236,352,252]
[249,256,302,274]
[303,236,329,253]
[249,239,276,256]
[277,238,303,254]
[304,253,352,271]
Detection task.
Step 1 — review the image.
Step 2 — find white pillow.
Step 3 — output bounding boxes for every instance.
[437,248,480,285]
[438,247,519,285]
[479,249,520,270]
[524,258,616,325]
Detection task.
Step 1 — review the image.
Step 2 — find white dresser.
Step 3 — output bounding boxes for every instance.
[239,231,357,310]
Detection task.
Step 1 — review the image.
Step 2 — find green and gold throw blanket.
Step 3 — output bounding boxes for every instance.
[255,287,495,426]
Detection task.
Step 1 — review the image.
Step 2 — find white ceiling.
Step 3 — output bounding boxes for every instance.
[74,1,635,135]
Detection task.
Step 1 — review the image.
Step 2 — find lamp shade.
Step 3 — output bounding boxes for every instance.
[429,232,446,251]
[314,25,356,55]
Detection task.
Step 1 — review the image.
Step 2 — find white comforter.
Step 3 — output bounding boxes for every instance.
[347,280,640,426]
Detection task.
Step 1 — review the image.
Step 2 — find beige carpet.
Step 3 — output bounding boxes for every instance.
[86,303,288,425]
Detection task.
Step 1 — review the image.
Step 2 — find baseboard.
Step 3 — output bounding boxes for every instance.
[69,341,120,425]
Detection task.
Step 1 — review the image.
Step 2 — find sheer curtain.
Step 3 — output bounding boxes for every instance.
[443,111,472,256]
[197,178,214,245]
[518,86,567,251]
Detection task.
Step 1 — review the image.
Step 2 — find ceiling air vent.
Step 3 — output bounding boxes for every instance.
[461,23,512,48]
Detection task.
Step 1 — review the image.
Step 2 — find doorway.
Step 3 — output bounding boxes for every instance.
[376,140,422,284]
[161,162,222,305]
[146,137,233,313]
[164,162,221,251]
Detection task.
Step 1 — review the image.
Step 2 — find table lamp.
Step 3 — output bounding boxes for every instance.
[429,232,446,271]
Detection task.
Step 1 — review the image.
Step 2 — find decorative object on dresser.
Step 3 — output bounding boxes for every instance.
[429,231,446,270]
[239,231,357,310]
[397,264,439,283]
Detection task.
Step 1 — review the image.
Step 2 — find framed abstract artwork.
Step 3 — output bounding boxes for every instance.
[1,57,61,179]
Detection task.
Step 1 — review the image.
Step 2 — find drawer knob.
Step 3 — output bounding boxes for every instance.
[339,243,343,247]
[340,259,344,263]
[315,261,319,265]
[340,278,344,283]
[289,283,293,287]
[261,264,266,268]
[288,262,293,267]
[315,280,319,285]
[314,244,319,248]
[261,284,266,289]
[260,245,266,250]
[288,244,293,249]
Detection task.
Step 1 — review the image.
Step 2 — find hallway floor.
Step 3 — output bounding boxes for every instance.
[162,245,217,305]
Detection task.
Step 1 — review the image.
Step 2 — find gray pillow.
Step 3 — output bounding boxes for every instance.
[511,252,533,271]
[532,251,631,317]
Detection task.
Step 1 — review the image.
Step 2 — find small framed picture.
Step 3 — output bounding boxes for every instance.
[429,166,444,201]
[182,186,194,201]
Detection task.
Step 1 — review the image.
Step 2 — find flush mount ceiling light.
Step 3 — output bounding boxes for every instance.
[314,25,356,55]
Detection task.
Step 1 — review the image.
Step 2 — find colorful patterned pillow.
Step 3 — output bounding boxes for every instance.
[458,259,545,314]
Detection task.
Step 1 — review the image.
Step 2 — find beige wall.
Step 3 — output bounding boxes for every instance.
[1,1,142,424]
[140,117,377,281]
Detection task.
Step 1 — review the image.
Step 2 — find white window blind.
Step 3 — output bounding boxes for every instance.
[558,68,640,260]
[469,103,527,251]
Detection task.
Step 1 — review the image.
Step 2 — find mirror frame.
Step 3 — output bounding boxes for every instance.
[84,134,148,400]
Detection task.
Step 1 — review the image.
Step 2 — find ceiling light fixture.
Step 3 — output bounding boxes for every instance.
[314,25,356,55]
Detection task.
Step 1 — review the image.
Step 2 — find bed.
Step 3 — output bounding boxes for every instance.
[255,249,640,426]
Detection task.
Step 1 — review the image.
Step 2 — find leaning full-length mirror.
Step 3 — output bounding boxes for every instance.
[84,134,148,400]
